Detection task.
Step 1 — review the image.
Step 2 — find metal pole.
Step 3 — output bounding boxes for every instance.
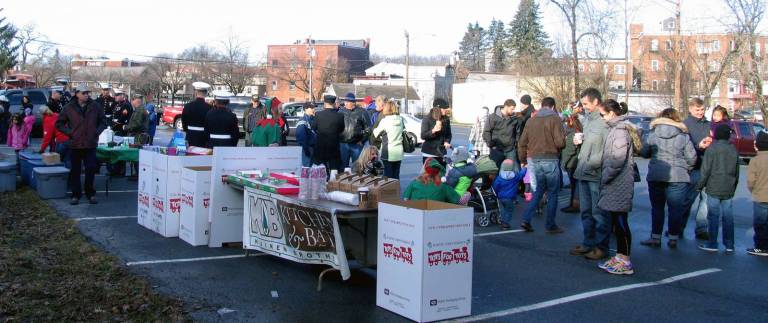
[674,0,682,112]
[624,0,630,103]
[405,30,410,115]
[308,37,315,102]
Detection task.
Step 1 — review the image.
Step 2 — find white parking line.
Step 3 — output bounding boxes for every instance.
[474,230,525,237]
[449,268,722,322]
[126,253,265,266]
[74,216,138,221]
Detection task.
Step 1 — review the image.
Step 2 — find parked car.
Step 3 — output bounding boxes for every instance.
[732,120,762,158]
[734,109,764,122]
[283,101,323,142]
[626,115,652,141]
[0,88,51,137]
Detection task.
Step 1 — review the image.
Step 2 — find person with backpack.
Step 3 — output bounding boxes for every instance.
[295,103,317,167]
[372,99,404,179]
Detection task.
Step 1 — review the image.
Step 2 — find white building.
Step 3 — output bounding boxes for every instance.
[452,73,520,124]
[353,62,454,116]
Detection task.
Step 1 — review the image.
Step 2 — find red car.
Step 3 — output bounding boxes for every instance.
[161,103,186,129]
[731,120,765,159]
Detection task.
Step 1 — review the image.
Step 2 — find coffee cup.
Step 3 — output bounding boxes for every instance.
[358,187,369,208]
[574,132,584,144]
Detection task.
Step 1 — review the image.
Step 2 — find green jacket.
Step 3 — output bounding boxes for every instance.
[561,130,580,171]
[403,180,460,204]
[574,110,607,182]
[125,105,148,135]
[250,122,281,147]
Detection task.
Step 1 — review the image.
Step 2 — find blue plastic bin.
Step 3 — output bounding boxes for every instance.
[19,152,42,185]
[27,160,64,189]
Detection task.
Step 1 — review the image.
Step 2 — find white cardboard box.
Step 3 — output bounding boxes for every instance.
[137,149,155,228]
[180,166,212,246]
[150,154,212,237]
[376,200,474,322]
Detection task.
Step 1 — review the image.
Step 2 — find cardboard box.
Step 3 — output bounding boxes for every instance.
[137,149,154,228]
[327,173,355,192]
[41,152,61,165]
[366,178,401,208]
[150,154,212,237]
[340,174,373,193]
[377,200,473,322]
[180,166,212,246]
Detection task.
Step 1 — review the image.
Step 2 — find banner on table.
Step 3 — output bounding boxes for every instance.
[243,188,351,280]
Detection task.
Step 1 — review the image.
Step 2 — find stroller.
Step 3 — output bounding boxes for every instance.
[465,154,501,227]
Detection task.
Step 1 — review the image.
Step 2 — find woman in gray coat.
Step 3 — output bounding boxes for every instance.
[638,108,697,249]
[597,100,640,275]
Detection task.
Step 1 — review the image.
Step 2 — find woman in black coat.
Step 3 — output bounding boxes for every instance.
[420,98,452,166]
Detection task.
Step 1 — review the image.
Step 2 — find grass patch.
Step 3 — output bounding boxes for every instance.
[0,188,188,321]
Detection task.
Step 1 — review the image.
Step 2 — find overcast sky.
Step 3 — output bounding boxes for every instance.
[2,0,765,62]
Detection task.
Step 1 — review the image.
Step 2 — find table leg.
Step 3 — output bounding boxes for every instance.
[317,268,339,292]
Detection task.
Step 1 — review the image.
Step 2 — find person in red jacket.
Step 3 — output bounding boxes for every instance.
[38,105,71,168]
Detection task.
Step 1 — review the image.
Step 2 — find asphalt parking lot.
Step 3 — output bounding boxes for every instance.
[24,125,768,322]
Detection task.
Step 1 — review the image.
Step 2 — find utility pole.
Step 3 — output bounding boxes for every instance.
[624,0,630,103]
[405,30,410,115]
[307,37,316,102]
[673,0,682,112]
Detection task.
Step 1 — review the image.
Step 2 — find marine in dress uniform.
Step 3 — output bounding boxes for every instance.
[111,90,133,136]
[203,91,240,148]
[181,82,212,148]
[95,83,116,121]
[54,77,72,106]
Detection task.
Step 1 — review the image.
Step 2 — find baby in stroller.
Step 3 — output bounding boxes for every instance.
[445,146,477,205]
[453,147,502,227]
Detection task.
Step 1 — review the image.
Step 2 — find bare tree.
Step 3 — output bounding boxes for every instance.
[178,45,220,85]
[269,53,349,101]
[726,0,766,125]
[146,56,189,107]
[215,33,257,95]
[687,35,740,107]
[549,0,617,98]
[14,23,47,71]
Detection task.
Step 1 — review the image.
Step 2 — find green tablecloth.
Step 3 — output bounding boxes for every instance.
[96,146,139,163]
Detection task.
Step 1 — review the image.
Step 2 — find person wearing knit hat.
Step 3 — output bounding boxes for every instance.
[493,160,528,230]
[403,157,460,204]
[747,130,768,256]
[695,123,739,253]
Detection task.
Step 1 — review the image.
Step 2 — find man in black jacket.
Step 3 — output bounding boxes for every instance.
[181,82,212,147]
[338,92,370,169]
[314,95,345,173]
[56,85,108,205]
[484,99,521,169]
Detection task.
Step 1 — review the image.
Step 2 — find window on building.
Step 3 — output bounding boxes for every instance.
[666,40,673,51]
[730,40,737,51]
[651,60,660,71]
[289,47,296,56]
[578,64,585,72]
[290,61,297,70]
[272,59,278,68]
[712,40,720,52]
[590,64,596,71]
[614,64,626,75]
[271,80,277,91]
[289,81,296,91]
[757,43,762,56]
[652,80,659,91]
[709,60,720,72]
[651,39,659,51]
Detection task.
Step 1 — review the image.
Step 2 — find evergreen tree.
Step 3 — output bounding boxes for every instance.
[507,0,551,60]
[458,22,486,72]
[0,9,18,79]
[486,19,508,72]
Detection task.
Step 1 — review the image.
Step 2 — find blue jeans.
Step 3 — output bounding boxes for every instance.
[683,170,709,235]
[56,141,71,169]
[383,160,401,179]
[522,159,560,229]
[340,142,363,169]
[579,180,611,251]
[753,202,768,249]
[499,198,516,225]
[705,197,734,249]
[648,181,689,240]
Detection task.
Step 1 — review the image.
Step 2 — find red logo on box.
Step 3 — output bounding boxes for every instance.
[203,198,210,209]
[152,198,164,212]
[182,194,193,207]
[428,246,470,266]
[383,243,413,264]
[169,198,181,214]
[138,194,150,207]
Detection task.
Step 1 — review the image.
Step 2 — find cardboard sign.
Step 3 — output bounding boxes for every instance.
[180,166,212,246]
[376,200,473,322]
[243,187,351,279]
[137,149,154,228]
[149,154,212,237]
[208,147,301,247]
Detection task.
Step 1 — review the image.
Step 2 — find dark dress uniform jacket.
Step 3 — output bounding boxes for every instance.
[112,100,133,135]
[313,108,345,163]
[182,98,212,147]
[203,107,239,148]
[95,95,115,120]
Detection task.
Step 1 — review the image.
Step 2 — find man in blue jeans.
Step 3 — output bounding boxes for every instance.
[682,98,712,240]
[338,92,370,169]
[517,97,566,233]
[571,88,611,260]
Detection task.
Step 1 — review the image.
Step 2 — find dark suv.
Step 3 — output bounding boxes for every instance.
[0,88,51,137]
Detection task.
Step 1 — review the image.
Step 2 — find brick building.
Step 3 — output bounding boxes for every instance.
[629,23,768,110]
[266,39,372,102]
